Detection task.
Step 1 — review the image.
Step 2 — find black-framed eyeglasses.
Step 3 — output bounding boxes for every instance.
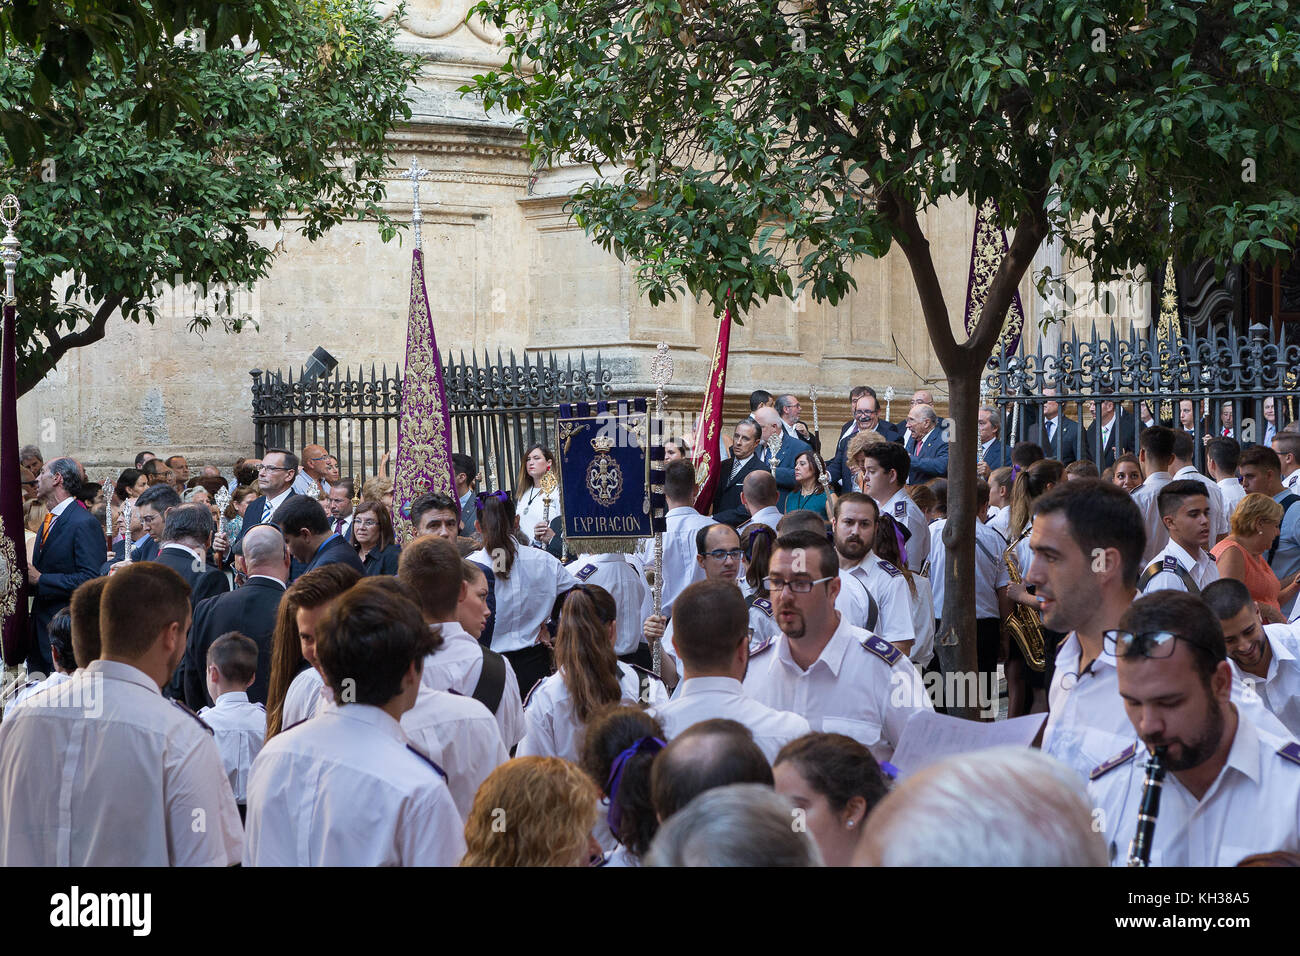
[764,575,834,594]
[854,408,877,419]
[258,464,289,473]
[1102,629,1183,660]
[703,548,743,561]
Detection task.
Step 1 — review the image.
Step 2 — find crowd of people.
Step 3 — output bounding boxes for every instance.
[3,383,1300,867]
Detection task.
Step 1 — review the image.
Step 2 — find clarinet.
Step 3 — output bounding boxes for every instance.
[1126,745,1168,867]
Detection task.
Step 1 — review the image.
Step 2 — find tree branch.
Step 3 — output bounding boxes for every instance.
[17,295,123,397]
[966,194,1049,357]
[883,187,959,369]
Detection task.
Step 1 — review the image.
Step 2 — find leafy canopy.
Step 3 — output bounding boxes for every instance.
[465,0,1300,324]
[1,0,420,395]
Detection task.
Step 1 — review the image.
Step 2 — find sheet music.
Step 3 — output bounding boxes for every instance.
[891,711,1047,780]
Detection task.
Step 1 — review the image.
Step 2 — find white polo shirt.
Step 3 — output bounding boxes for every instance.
[743,613,932,762]
[1131,471,1173,564]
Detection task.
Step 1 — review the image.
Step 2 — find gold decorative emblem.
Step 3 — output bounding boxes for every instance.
[558,420,588,455]
[0,516,18,623]
[586,435,623,507]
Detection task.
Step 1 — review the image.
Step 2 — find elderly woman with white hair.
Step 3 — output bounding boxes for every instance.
[854,747,1108,867]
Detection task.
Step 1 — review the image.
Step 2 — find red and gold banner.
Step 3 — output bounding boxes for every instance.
[392,248,455,542]
[691,302,732,513]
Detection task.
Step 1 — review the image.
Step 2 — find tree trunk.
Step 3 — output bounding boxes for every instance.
[936,364,982,719]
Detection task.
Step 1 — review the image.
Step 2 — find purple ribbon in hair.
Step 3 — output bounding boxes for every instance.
[893,524,908,568]
[1010,463,1021,483]
[605,736,665,835]
[475,489,510,512]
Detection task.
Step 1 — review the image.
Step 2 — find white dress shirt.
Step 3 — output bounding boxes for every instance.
[652,676,810,762]
[569,553,652,656]
[927,517,1010,621]
[986,506,1011,544]
[1131,471,1173,564]
[198,690,266,804]
[1088,712,1300,866]
[662,596,782,668]
[1140,538,1220,594]
[840,552,916,650]
[879,487,930,572]
[835,568,876,632]
[1218,476,1247,520]
[517,662,670,762]
[0,660,243,866]
[282,665,326,728]
[1173,465,1230,541]
[1232,623,1300,738]
[8,670,71,708]
[515,485,556,545]
[1285,470,1300,494]
[291,472,331,497]
[422,620,526,748]
[468,546,574,654]
[905,573,937,668]
[743,614,932,762]
[261,486,294,523]
[400,684,509,820]
[636,506,712,616]
[740,505,783,534]
[244,703,466,866]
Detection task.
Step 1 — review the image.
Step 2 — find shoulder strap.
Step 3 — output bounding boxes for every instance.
[973,534,999,566]
[745,592,773,617]
[1267,494,1300,564]
[1139,555,1200,595]
[864,587,878,633]
[472,645,508,715]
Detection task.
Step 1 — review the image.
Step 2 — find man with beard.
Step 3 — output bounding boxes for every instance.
[1087,591,1300,866]
[831,493,915,655]
[743,530,931,762]
[1201,579,1300,737]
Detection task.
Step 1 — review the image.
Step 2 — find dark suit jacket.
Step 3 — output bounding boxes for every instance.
[1084,409,1137,469]
[979,438,1009,469]
[304,533,366,575]
[906,428,950,483]
[827,423,904,492]
[711,456,770,526]
[181,576,287,709]
[98,534,158,575]
[152,546,232,605]
[232,491,297,557]
[361,542,402,576]
[1032,415,1084,466]
[30,500,104,669]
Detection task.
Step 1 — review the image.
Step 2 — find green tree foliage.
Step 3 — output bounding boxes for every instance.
[1,0,419,395]
[465,0,1300,708]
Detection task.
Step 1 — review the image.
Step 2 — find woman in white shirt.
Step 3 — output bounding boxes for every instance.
[514,444,560,546]
[517,584,668,763]
[468,490,574,698]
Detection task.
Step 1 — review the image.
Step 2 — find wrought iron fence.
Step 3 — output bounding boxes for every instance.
[983,321,1300,468]
[250,350,612,491]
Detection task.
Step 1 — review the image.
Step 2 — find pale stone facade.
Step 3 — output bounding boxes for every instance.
[17,2,1102,472]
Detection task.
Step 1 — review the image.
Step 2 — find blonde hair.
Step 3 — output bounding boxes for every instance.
[1231,492,1284,538]
[24,498,47,534]
[847,429,886,471]
[361,475,393,502]
[461,757,600,867]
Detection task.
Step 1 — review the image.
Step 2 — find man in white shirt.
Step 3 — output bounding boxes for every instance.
[244,580,466,866]
[859,442,928,572]
[1206,437,1246,520]
[737,469,783,535]
[568,551,652,664]
[832,493,916,656]
[1130,426,1176,564]
[1139,480,1220,595]
[291,443,333,496]
[0,563,243,866]
[635,459,712,617]
[398,536,525,749]
[1170,430,1229,545]
[1203,578,1300,737]
[653,578,810,762]
[198,632,267,809]
[1088,590,1300,866]
[744,530,932,762]
[778,508,882,640]
[1023,479,1148,779]
[1275,432,1300,494]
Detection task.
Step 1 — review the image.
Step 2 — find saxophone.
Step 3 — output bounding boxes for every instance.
[1003,528,1047,672]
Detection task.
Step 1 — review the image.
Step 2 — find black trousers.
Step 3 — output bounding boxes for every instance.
[928,618,1001,711]
[504,644,554,701]
[618,643,653,671]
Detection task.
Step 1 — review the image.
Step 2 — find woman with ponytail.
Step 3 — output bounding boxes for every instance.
[517,584,668,763]
[468,490,575,698]
[874,512,935,670]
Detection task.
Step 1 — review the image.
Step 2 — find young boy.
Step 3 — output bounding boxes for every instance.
[198,632,266,817]
[1138,480,1220,595]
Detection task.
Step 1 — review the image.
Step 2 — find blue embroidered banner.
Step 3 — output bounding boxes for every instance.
[556,398,663,553]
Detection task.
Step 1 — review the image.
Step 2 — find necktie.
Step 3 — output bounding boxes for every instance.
[1046,420,1055,445]
[1223,426,1230,437]
[335,517,345,535]
[40,512,53,543]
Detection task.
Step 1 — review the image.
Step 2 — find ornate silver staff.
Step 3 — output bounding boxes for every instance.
[305,475,321,500]
[977,379,990,462]
[121,498,134,563]
[883,385,895,423]
[808,384,833,497]
[650,341,673,676]
[102,472,116,543]
[214,485,231,538]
